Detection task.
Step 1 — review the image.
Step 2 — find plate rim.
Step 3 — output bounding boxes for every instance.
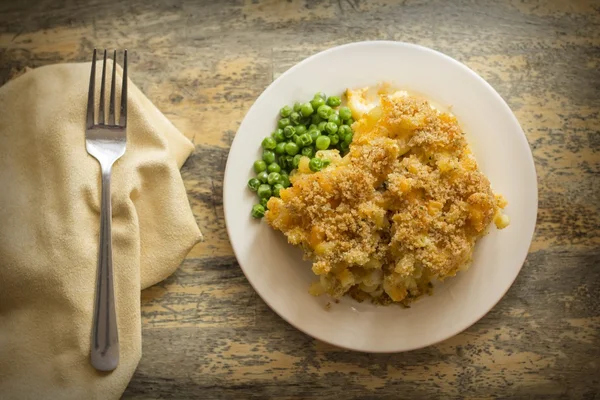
[223,40,538,353]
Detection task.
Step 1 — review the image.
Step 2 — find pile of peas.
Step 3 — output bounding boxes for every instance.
[248,92,355,219]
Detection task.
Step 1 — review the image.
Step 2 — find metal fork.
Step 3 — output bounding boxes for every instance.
[86,48,127,372]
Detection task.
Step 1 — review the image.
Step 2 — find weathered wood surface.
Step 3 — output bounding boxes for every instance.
[1,0,599,398]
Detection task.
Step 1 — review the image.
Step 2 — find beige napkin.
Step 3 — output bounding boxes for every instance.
[0,60,202,399]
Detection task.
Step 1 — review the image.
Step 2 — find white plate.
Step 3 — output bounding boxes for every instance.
[223,41,537,353]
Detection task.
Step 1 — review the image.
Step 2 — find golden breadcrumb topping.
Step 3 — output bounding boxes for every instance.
[266,90,508,305]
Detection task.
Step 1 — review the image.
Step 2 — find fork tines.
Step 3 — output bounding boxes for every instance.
[86,49,128,129]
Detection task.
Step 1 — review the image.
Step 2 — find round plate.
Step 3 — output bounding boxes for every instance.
[223,41,537,353]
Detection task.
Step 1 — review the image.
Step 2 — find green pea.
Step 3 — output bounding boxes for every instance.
[251,204,265,218]
[293,102,302,112]
[275,142,286,155]
[280,174,291,188]
[317,104,333,119]
[329,133,340,145]
[300,102,314,117]
[338,125,352,139]
[290,111,301,125]
[268,163,281,173]
[248,178,260,192]
[309,124,318,131]
[325,122,338,135]
[257,171,269,183]
[298,133,313,147]
[310,96,325,111]
[272,184,284,197]
[314,92,327,100]
[260,197,269,208]
[315,135,330,150]
[311,114,323,125]
[326,96,341,107]
[273,129,286,143]
[347,118,355,125]
[318,121,328,132]
[280,105,292,118]
[257,184,272,199]
[262,137,277,150]
[292,154,303,169]
[283,156,294,171]
[322,159,331,168]
[338,130,350,144]
[295,125,307,135]
[309,157,323,172]
[343,131,353,144]
[328,113,341,126]
[263,150,275,164]
[278,155,288,170]
[254,160,267,173]
[267,172,281,185]
[278,118,290,129]
[339,141,350,152]
[283,125,296,138]
[292,134,300,146]
[302,146,315,158]
[339,106,352,121]
[299,116,311,126]
[309,128,321,142]
[285,142,299,156]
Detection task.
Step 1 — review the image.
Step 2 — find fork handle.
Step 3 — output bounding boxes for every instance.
[91,165,119,371]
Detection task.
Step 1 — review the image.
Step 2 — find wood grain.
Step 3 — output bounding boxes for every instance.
[1,0,599,398]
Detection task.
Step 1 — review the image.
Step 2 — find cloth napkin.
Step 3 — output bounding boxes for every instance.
[0,60,202,399]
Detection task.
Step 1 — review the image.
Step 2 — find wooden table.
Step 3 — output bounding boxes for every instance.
[1,0,599,398]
